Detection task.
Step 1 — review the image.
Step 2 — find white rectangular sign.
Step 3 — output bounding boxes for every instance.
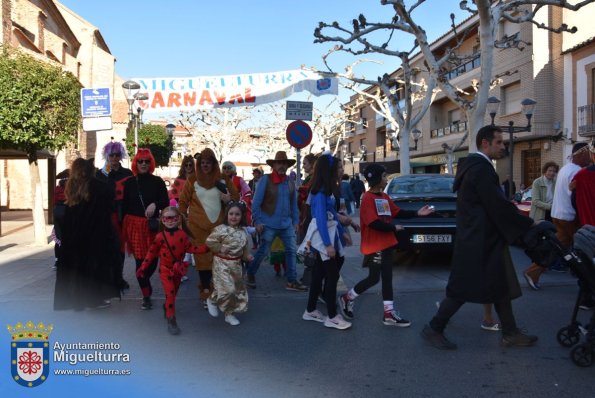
[286,101,313,121]
[82,116,113,132]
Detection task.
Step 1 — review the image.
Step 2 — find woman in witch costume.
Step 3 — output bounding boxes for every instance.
[54,158,121,310]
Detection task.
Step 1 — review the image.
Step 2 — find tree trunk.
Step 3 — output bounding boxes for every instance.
[28,154,48,246]
[399,127,411,175]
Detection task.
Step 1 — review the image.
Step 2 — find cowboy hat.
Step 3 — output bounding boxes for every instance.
[266,151,296,167]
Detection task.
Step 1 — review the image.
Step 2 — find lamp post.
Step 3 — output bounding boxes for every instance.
[487,96,537,199]
[165,123,175,176]
[122,80,149,153]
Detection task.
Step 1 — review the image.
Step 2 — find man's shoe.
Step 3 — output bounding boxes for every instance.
[501,330,538,347]
[302,309,326,323]
[338,294,354,320]
[245,274,256,288]
[383,310,411,327]
[167,317,181,335]
[324,314,352,330]
[286,281,308,292]
[523,272,540,291]
[141,297,152,310]
[421,324,457,350]
[206,298,219,317]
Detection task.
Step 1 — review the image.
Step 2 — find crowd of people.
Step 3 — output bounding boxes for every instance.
[52,128,595,346]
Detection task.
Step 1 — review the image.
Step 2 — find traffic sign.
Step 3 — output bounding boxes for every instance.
[81,87,111,117]
[286,120,313,149]
[286,101,313,121]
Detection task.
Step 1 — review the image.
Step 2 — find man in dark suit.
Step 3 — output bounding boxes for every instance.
[422,125,536,350]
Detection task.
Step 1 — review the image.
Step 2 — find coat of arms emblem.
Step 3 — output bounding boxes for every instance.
[7,321,53,387]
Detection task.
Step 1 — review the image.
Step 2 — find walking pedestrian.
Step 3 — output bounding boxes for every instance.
[523,161,559,290]
[422,125,537,350]
[178,148,238,308]
[96,140,134,291]
[205,202,253,326]
[340,174,355,215]
[338,163,433,327]
[54,158,121,310]
[136,206,208,335]
[245,151,307,292]
[301,152,353,330]
[121,148,169,310]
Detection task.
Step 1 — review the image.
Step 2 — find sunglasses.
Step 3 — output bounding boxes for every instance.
[137,159,151,165]
[108,152,122,158]
[184,163,194,168]
[222,166,232,170]
[162,215,179,222]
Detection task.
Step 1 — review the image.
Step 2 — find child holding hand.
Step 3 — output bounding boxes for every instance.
[205,202,253,326]
[136,206,207,335]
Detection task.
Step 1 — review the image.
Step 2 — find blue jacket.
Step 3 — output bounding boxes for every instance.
[252,174,298,229]
[310,191,345,247]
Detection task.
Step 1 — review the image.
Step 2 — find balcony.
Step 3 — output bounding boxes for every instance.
[355,118,368,135]
[578,104,595,136]
[430,121,468,138]
[444,55,481,81]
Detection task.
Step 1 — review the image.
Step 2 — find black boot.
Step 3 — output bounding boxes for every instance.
[167,317,181,335]
[141,297,152,310]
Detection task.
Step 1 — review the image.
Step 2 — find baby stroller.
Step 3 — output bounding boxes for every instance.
[526,224,595,367]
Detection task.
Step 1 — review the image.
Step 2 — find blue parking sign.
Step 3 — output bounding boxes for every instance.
[80,88,111,117]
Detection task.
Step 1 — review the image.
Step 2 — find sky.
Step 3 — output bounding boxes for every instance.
[57,0,470,108]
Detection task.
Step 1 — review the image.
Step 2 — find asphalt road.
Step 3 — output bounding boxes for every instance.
[0,219,593,398]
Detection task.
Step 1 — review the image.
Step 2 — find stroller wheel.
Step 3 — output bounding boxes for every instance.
[570,344,594,367]
[557,326,581,347]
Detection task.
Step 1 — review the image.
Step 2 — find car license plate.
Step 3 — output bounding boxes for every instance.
[412,234,452,243]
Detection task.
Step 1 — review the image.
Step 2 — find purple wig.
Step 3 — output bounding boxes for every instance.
[101,141,128,160]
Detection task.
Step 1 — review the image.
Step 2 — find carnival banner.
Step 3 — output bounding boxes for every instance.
[131,69,338,113]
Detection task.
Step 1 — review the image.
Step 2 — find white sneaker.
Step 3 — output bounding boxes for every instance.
[302,309,326,323]
[181,275,189,282]
[324,314,352,330]
[206,298,219,317]
[225,314,240,326]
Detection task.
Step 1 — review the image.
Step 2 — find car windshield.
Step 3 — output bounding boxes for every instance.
[387,176,454,196]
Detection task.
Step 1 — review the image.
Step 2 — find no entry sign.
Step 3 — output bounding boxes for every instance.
[286,120,313,149]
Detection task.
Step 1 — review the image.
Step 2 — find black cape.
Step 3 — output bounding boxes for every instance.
[54,178,121,310]
[446,154,533,303]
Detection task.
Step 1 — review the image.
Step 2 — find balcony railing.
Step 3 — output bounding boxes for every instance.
[444,55,481,81]
[578,103,595,136]
[430,121,468,138]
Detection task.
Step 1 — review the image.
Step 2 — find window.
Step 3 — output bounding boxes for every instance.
[448,109,461,125]
[503,82,522,115]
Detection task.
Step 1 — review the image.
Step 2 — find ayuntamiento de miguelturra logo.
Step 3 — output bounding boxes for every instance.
[7,321,53,387]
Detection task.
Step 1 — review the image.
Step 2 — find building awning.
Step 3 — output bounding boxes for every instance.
[0,149,55,160]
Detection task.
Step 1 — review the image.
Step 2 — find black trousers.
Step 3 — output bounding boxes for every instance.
[430,297,518,335]
[354,249,394,301]
[307,253,344,318]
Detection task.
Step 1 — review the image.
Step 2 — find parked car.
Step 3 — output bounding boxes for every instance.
[384,174,457,253]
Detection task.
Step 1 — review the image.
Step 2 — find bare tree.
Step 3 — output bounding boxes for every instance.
[314,0,593,173]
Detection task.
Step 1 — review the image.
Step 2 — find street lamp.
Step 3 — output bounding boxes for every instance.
[122,80,149,153]
[341,143,355,177]
[393,128,423,151]
[488,96,537,199]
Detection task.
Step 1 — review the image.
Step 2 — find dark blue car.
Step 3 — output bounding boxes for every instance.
[384,174,457,253]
